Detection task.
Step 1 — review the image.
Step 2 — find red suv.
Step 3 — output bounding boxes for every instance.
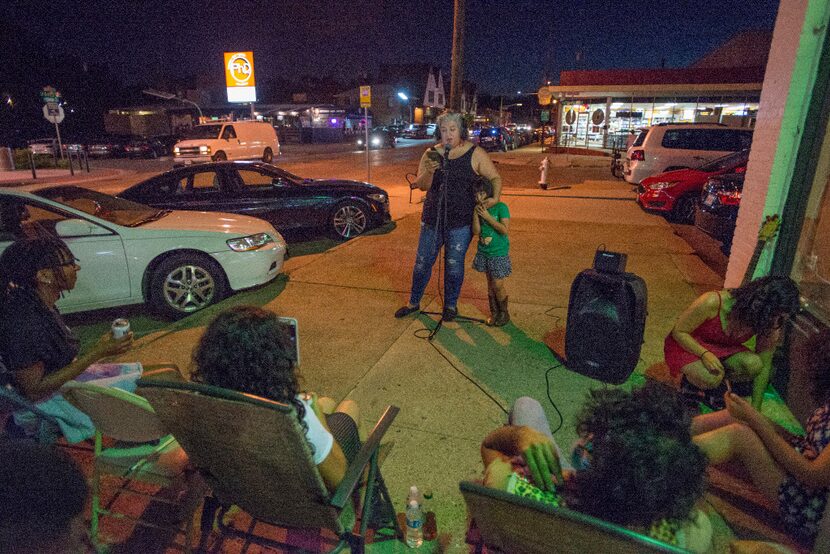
[637,149,749,223]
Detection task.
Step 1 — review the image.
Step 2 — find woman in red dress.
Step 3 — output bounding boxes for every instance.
[664,276,800,409]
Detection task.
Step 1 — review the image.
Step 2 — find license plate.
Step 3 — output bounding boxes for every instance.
[703,193,716,206]
[183,159,192,165]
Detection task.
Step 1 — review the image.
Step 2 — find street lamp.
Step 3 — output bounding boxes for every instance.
[142,89,203,120]
[397,91,412,124]
[499,98,522,126]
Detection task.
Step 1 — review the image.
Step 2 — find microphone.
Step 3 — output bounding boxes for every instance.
[443,144,451,169]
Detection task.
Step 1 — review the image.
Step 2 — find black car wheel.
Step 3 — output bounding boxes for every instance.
[670,195,697,224]
[149,253,227,318]
[262,147,273,163]
[330,201,368,240]
[212,151,227,161]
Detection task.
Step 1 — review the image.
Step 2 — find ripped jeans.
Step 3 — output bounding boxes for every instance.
[408,222,472,309]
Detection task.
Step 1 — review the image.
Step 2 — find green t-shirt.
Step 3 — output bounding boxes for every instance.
[476,202,510,257]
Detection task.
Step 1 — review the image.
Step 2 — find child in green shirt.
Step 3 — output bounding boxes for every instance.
[471,178,511,326]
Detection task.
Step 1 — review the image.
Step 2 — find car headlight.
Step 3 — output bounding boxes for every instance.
[367,193,387,203]
[199,145,211,155]
[173,146,180,155]
[371,137,381,145]
[357,139,363,145]
[649,181,678,190]
[227,233,274,252]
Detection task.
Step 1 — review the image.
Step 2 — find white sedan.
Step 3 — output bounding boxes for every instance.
[0,186,286,317]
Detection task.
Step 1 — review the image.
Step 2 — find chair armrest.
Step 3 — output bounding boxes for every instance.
[330,405,399,509]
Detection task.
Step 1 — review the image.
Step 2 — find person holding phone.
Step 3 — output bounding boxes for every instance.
[395,111,502,322]
[191,306,360,492]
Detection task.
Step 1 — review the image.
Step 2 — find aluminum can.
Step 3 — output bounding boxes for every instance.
[111,318,131,339]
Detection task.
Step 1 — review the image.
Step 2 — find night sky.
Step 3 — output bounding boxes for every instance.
[7,0,781,94]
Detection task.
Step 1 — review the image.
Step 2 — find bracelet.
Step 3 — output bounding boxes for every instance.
[700,350,711,358]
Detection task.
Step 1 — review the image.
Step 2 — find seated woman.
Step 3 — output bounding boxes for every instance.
[481,384,712,552]
[665,276,800,410]
[0,237,133,404]
[692,328,830,544]
[191,305,360,492]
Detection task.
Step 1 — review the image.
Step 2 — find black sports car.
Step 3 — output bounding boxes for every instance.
[118,161,391,240]
[356,127,396,149]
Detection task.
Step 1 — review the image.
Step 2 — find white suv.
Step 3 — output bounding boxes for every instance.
[625,124,752,185]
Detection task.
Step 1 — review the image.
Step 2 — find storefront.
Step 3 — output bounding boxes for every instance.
[540,68,764,149]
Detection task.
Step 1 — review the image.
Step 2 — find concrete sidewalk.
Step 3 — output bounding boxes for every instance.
[0,167,134,187]
[94,178,727,551]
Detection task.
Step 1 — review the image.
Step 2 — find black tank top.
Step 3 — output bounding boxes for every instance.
[422,145,478,229]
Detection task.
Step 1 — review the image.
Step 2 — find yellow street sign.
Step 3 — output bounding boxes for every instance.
[360,85,371,108]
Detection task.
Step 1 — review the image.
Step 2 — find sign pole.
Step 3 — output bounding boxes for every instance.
[364,107,370,182]
[54,122,64,160]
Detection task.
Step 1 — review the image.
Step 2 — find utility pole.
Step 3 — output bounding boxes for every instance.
[449,0,465,111]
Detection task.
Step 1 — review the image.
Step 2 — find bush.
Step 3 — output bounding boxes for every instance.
[12,149,72,170]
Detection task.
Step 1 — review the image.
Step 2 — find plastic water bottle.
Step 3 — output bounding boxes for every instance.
[405,499,424,548]
[407,485,422,508]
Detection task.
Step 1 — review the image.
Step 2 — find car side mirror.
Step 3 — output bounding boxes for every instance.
[55,218,110,237]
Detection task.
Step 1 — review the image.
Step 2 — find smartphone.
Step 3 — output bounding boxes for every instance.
[278,317,300,366]
[426,148,443,163]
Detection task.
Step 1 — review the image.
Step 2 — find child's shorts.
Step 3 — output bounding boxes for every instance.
[473,252,512,279]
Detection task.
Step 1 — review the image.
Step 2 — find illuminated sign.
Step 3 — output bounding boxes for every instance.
[224,51,256,103]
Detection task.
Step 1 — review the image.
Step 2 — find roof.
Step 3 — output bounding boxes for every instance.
[558,66,765,87]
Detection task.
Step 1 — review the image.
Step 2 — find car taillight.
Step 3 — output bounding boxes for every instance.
[717,190,742,206]
[630,150,644,161]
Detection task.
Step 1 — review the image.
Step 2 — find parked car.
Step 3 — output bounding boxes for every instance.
[401,124,428,139]
[88,135,130,158]
[173,121,279,165]
[694,173,745,255]
[118,161,391,240]
[28,138,59,156]
[0,186,286,317]
[478,127,514,152]
[356,127,396,149]
[125,135,178,158]
[637,149,750,223]
[625,123,753,185]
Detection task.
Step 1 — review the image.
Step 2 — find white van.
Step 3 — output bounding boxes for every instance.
[173,121,280,165]
[625,124,753,184]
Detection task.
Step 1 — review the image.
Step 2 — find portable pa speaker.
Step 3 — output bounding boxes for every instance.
[565,269,648,384]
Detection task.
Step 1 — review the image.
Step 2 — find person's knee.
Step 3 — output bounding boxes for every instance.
[740,354,764,378]
[684,367,722,389]
[335,399,360,423]
[726,422,762,452]
[510,396,544,421]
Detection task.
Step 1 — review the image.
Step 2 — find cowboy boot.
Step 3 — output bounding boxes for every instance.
[493,297,510,327]
[486,291,500,326]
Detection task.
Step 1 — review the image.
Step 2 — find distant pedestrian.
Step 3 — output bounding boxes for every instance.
[471,177,511,326]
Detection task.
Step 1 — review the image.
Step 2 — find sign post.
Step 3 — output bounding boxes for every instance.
[40,87,65,159]
[360,86,372,182]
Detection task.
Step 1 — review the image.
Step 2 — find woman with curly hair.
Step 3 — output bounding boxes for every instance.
[665,276,801,410]
[480,383,712,551]
[191,306,360,492]
[693,328,830,544]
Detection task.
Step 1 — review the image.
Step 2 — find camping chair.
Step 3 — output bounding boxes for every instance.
[460,481,689,554]
[0,385,62,443]
[136,379,402,553]
[61,382,198,546]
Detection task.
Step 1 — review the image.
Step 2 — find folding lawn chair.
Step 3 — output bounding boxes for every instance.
[0,385,62,443]
[61,382,200,547]
[136,379,402,553]
[460,481,689,554]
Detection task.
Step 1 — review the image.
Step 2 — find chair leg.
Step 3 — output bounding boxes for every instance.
[199,494,221,548]
[91,432,102,541]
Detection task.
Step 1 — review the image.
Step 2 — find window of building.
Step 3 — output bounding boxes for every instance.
[428,91,435,104]
[791,116,830,324]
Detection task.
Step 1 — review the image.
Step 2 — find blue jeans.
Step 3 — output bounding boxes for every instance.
[408,223,472,309]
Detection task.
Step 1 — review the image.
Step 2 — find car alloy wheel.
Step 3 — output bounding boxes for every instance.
[331,202,368,239]
[212,151,227,161]
[672,195,697,225]
[150,253,226,318]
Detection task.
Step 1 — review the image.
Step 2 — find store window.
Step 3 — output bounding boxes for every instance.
[791,117,830,323]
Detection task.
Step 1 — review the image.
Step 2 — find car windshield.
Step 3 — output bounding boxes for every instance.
[182,125,223,139]
[697,149,750,172]
[35,187,166,227]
